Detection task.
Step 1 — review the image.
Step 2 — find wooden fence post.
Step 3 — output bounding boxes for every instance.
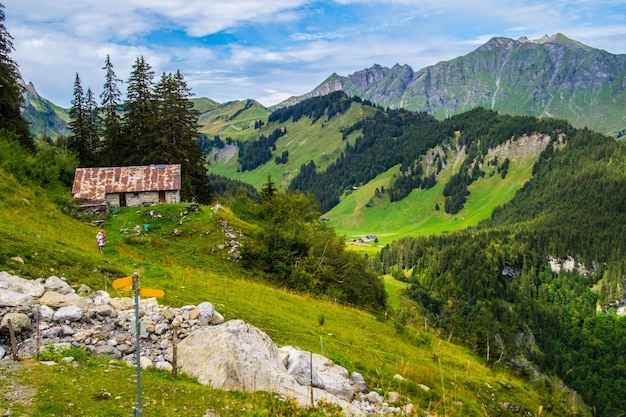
[7,319,19,361]
[310,351,314,407]
[172,326,178,379]
[36,308,41,361]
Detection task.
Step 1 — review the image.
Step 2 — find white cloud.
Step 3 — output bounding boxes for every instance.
[4,0,626,108]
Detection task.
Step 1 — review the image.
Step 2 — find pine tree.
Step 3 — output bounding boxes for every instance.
[0,3,34,151]
[68,75,100,167]
[123,56,155,165]
[151,70,210,203]
[84,87,100,165]
[260,174,278,201]
[68,73,90,165]
[99,54,123,166]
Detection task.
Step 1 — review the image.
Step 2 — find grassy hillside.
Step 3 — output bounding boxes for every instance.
[202,97,569,246]
[327,136,540,245]
[197,99,270,139]
[205,101,376,190]
[0,166,582,416]
[0,171,124,282]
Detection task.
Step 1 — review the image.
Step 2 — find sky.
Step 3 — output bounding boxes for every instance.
[4,1,626,108]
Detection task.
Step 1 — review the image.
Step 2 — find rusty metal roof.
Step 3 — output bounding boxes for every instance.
[72,164,181,201]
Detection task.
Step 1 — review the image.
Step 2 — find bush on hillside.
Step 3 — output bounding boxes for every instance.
[234,177,387,311]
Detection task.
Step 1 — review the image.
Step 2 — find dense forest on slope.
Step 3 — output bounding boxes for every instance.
[288,101,575,213]
[237,127,287,171]
[289,105,452,211]
[375,128,626,416]
[268,90,355,124]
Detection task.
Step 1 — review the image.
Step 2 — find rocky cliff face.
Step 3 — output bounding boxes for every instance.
[284,34,626,135]
[17,72,69,138]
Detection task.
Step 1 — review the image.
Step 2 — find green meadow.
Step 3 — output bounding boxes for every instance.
[203,102,376,190]
[327,142,539,246]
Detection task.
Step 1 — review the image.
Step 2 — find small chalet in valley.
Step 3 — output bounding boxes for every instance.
[72,164,181,211]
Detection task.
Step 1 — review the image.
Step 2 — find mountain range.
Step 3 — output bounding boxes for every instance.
[278,34,626,136]
[20,33,626,138]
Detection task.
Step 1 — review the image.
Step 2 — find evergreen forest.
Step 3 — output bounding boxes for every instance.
[375,127,626,416]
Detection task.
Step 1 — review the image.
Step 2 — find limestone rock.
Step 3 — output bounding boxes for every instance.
[39,304,54,320]
[278,346,325,388]
[366,391,383,404]
[1,313,31,332]
[388,391,401,403]
[0,290,33,308]
[177,320,358,414]
[209,310,224,325]
[90,290,111,305]
[140,356,153,369]
[39,291,88,311]
[196,302,215,323]
[109,297,134,311]
[0,271,45,298]
[314,352,366,400]
[351,372,368,393]
[53,305,85,322]
[178,319,290,392]
[88,304,118,319]
[44,276,72,295]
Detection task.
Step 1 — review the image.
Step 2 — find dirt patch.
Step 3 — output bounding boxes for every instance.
[0,358,37,415]
[212,143,238,162]
[486,134,552,160]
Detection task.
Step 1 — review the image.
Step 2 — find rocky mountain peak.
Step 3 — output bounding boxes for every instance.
[282,33,625,135]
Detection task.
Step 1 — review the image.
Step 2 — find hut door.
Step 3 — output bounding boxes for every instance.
[119,193,127,207]
[159,191,166,203]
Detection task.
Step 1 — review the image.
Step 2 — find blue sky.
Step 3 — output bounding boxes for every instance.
[5,1,626,108]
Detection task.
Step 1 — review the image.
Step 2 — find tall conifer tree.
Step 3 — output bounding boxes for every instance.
[99,54,123,166]
[68,76,99,167]
[123,56,155,165]
[84,87,100,165]
[68,73,90,165]
[151,70,210,202]
[0,3,34,151]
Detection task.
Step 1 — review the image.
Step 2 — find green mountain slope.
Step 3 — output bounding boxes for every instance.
[203,94,578,245]
[196,98,269,136]
[203,94,376,190]
[376,127,626,417]
[326,135,540,244]
[20,79,69,138]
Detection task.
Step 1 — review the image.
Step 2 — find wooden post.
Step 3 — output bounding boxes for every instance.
[35,308,41,361]
[172,326,178,379]
[7,319,19,361]
[310,351,314,407]
[133,272,143,417]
